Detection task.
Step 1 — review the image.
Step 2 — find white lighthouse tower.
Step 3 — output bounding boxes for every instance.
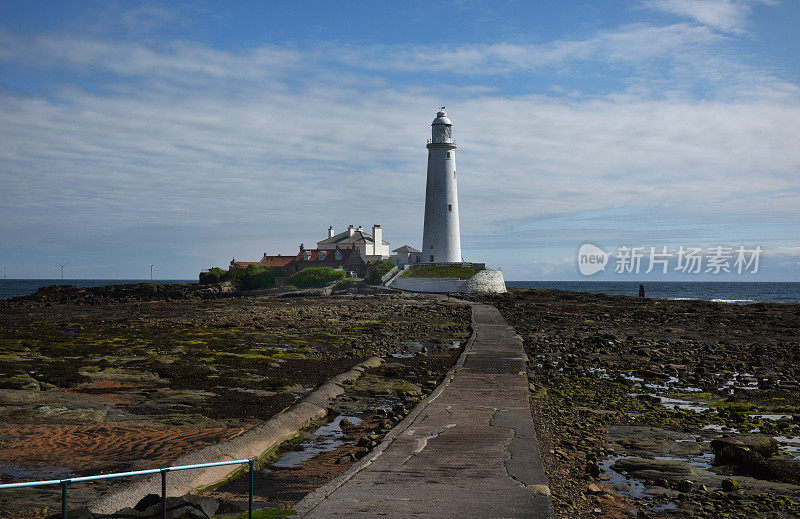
[421,108,462,263]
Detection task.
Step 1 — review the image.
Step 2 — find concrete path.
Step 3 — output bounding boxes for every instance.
[295,302,553,518]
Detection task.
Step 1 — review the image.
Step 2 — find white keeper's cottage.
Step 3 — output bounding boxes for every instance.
[317,224,390,262]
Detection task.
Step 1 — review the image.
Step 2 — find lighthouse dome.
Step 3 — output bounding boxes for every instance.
[432,109,452,126]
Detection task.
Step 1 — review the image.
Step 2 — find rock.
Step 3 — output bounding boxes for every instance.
[214,499,248,514]
[721,478,741,492]
[129,494,219,519]
[354,447,369,459]
[587,483,604,494]
[712,435,778,459]
[1,373,41,390]
[585,461,600,478]
[712,438,800,484]
[134,494,161,511]
[176,495,220,518]
[677,479,694,492]
[612,458,696,481]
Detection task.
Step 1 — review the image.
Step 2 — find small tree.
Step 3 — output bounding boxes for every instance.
[366,260,395,285]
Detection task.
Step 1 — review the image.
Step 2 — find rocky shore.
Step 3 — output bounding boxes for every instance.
[470,289,800,518]
[0,285,471,517]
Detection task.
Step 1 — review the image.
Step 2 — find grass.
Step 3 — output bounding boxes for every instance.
[400,265,479,280]
[287,267,346,288]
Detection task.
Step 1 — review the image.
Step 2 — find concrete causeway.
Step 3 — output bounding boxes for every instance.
[295,302,554,518]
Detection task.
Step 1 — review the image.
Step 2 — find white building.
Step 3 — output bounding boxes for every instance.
[421,108,462,263]
[317,224,390,262]
[390,245,421,266]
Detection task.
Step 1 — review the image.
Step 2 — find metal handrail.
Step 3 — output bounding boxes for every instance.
[0,458,255,519]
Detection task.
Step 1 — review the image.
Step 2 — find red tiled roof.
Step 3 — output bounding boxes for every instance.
[261,255,295,267]
[231,255,295,268]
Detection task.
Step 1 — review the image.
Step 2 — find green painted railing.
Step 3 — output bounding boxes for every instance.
[0,458,255,519]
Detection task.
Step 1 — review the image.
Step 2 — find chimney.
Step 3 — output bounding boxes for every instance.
[373,224,383,252]
[357,225,363,232]
[348,224,355,237]
[328,226,334,238]
[299,243,305,251]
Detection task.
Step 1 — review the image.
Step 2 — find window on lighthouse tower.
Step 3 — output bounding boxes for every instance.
[448,204,452,212]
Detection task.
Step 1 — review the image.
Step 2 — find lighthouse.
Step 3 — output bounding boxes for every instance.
[421,108,462,263]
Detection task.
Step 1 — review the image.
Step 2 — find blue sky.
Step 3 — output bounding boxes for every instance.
[0,0,798,281]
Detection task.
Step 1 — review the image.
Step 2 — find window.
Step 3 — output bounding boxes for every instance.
[448,204,452,212]
[430,255,434,262]
[319,251,327,260]
[416,256,421,263]
[430,244,434,249]
[335,250,342,260]
[453,170,456,179]
[303,252,311,261]
[446,152,451,158]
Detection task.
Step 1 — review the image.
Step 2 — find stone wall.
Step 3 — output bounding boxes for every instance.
[390,277,466,293]
[390,268,506,294]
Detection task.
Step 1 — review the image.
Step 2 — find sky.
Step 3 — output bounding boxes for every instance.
[0,0,798,281]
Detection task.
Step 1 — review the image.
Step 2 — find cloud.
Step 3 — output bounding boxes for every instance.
[320,22,723,76]
[642,0,776,34]
[0,10,797,278]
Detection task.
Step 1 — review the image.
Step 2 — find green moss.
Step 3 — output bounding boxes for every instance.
[214,507,297,519]
[668,392,718,401]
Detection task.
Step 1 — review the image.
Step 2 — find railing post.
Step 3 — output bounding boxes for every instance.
[248,458,254,519]
[161,469,168,519]
[61,480,68,519]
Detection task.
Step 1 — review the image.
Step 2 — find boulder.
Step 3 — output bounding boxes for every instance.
[0,373,41,390]
[612,457,697,481]
[133,494,161,512]
[712,437,800,484]
[721,478,741,492]
[711,434,778,459]
[109,494,220,519]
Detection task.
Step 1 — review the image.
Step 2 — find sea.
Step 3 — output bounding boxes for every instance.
[0,279,195,300]
[0,279,797,304]
[506,281,800,304]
